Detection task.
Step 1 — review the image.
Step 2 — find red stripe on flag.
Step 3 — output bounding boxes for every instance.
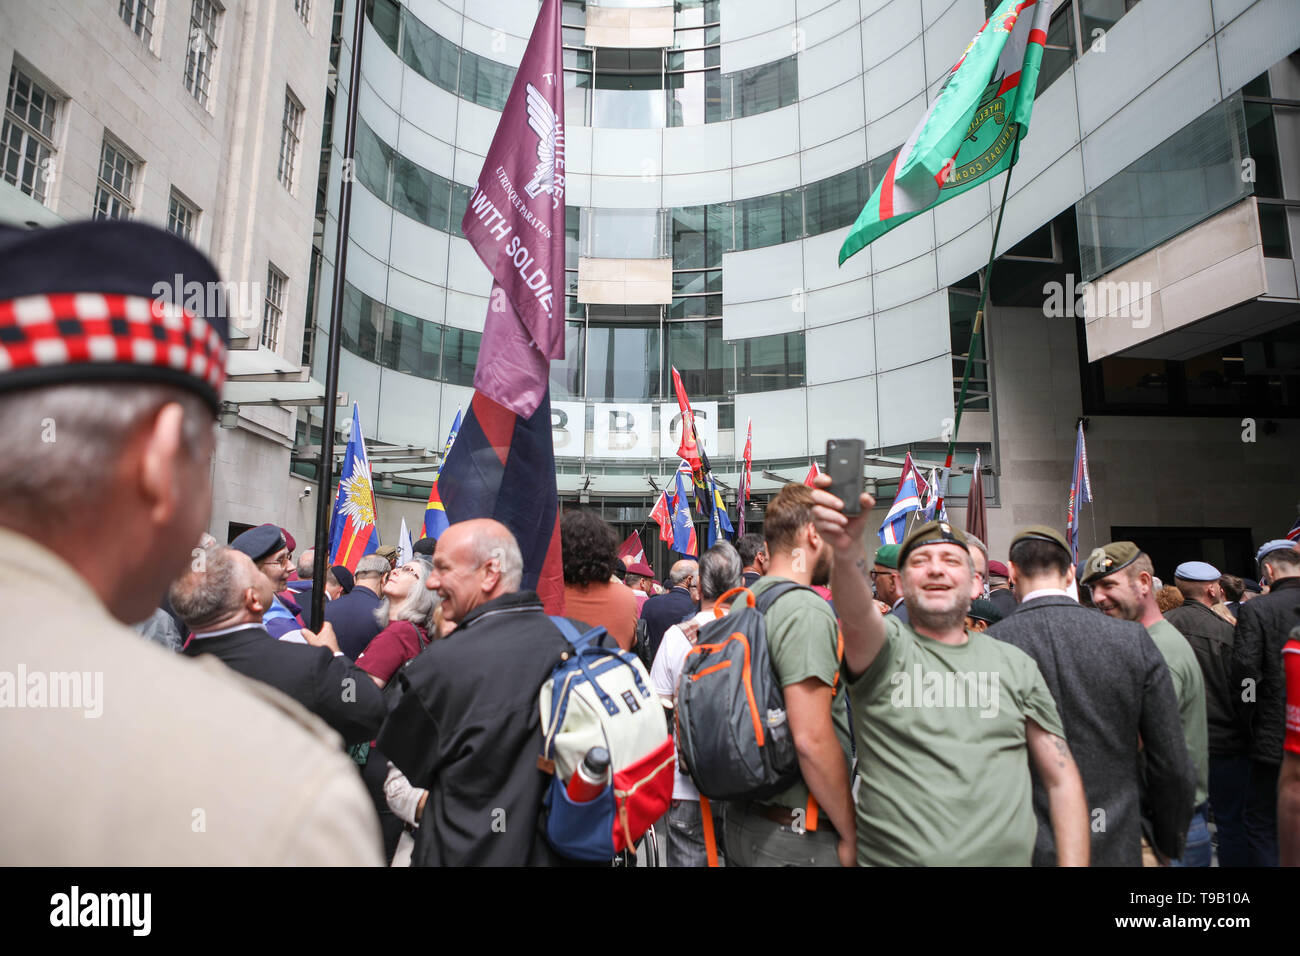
[997,70,1021,97]
[471,391,516,468]
[539,513,566,615]
[879,156,899,220]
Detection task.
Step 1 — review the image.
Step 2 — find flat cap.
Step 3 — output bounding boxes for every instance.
[0,220,230,411]
[1257,539,1297,563]
[899,520,969,565]
[1080,541,1142,585]
[1010,525,1071,557]
[967,598,1004,625]
[374,544,399,560]
[229,524,286,564]
[874,544,900,569]
[1174,560,1220,582]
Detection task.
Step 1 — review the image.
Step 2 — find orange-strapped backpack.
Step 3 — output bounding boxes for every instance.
[674,582,843,865]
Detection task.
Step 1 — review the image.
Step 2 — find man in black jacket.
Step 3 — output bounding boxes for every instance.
[1233,539,1300,866]
[988,526,1194,866]
[639,559,699,663]
[171,546,387,747]
[1166,561,1251,866]
[378,519,597,866]
[325,554,389,659]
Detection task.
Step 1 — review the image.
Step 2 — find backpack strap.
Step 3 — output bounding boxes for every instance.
[699,795,720,868]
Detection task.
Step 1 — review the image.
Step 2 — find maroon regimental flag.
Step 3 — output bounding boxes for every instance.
[460,0,565,418]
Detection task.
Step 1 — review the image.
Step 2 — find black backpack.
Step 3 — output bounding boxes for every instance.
[675,582,841,800]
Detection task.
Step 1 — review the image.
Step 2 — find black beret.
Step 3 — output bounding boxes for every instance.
[229,524,286,564]
[329,565,355,594]
[0,220,229,411]
[412,537,437,557]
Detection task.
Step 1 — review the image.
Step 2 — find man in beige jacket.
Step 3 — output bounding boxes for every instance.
[0,220,381,865]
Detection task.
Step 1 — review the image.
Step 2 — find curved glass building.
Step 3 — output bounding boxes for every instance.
[301,0,1300,569]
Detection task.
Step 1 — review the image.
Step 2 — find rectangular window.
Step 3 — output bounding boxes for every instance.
[184,0,223,108]
[119,0,157,46]
[384,308,441,380]
[2,66,58,205]
[262,265,286,352]
[586,322,661,401]
[278,89,304,192]
[167,189,199,241]
[730,331,805,393]
[354,119,394,200]
[734,190,801,250]
[550,320,585,399]
[667,320,725,398]
[804,165,870,235]
[1037,1,1075,97]
[93,137,138,220]
[441,327,482,387]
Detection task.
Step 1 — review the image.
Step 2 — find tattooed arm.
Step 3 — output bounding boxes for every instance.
[808,474,886,679]
[1026,719,1090,866]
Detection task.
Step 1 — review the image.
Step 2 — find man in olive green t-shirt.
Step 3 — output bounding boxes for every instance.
[809,481,1091,867]
[1086,543,1211,866]
[723,483,856,867]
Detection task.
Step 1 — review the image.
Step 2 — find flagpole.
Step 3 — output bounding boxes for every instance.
[936,140,1019,514]
[309,0,366,632]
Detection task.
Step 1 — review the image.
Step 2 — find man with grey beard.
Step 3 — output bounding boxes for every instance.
[809,481,1089,867]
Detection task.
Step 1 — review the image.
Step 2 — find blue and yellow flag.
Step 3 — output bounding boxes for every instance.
[423,406,461,540]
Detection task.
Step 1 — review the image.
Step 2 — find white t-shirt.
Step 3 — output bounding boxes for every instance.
[650,608,723,802]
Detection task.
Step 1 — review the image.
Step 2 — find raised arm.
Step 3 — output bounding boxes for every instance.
[1026,718,1090,866]
[809,474,886,678]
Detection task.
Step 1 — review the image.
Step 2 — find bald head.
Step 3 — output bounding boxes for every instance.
[667,559,699,589]
[427,519,524,627]
[169,546,273,632]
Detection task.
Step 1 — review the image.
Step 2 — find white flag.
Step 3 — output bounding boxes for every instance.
[398,517,414,565]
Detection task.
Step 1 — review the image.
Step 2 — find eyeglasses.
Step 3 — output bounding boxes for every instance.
[260,555,292,568]
[393,565,425,577]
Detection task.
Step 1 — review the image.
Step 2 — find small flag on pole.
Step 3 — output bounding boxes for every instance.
[671,366,712,510]
[706,474,732,548]
[879,453,927,545]
[617,531,646,566]
[423,406,461,541]
[328,403,380,571]
[671,460,699,557]
[650,492,673,544]
[965,449,987,544]
[1066,421,1092,564]
[1286,516,1300,542]
[804,461,822,487]
[738,418,753,538]
[398,517,414,565]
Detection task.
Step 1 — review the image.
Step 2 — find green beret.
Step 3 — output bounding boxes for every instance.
[899,520,969,566]
[1009,525,1071,557]
[874,544,900,569]
[1080,541,1142,585]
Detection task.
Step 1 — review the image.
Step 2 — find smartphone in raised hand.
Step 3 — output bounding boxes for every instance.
[825,439,865,515]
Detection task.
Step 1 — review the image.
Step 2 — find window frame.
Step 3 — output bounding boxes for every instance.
[167,187,200,242]
[2,64,59,206]
[92,135,139,221]
[278,87,305,193]
[262,263,287,353]
[184,0,224,110]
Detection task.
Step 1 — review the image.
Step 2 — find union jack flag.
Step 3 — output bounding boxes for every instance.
[879,453,927,545]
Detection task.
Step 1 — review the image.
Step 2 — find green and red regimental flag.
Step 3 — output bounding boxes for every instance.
[839,0,1052,264]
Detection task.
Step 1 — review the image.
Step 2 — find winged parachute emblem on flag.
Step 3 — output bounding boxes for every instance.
[524,83,562,202]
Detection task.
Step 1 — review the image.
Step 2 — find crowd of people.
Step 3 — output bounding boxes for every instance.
[2,219,1298,869]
